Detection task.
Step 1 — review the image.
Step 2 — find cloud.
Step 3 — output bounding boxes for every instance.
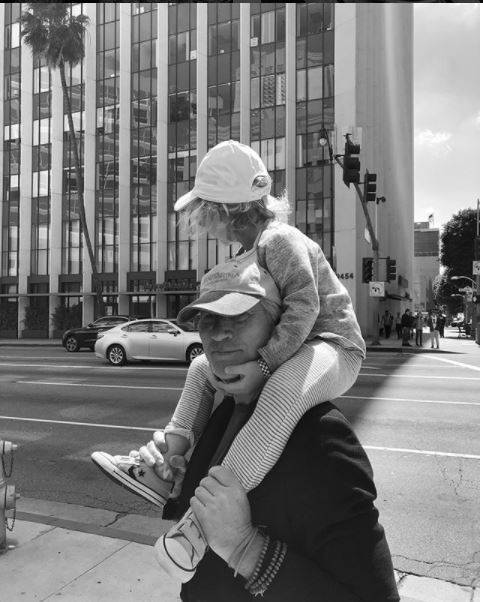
[414,129,453,155]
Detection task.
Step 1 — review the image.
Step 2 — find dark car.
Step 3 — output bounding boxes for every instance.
[62,316,132,352]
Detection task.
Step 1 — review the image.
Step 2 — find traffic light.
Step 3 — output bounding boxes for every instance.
[362,257,374,283]
[342,137,361,188]
[363,172,377,203]
[386,258,397,282]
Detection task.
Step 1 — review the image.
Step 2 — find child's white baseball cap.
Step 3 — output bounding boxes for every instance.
[173,140,272,211]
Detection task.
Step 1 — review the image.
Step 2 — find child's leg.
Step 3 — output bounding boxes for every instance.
[91,353,216,508]
[222,340,363,491]
[169,353,216,443]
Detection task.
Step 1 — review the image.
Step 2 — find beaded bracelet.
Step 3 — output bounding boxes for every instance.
[257,357,271,380]
[248,540,287,597]
[245,533,270,589]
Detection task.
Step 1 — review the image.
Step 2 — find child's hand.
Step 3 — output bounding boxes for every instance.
[221,360,267,397]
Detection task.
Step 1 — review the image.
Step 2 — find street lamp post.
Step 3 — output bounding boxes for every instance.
[320,128,381,345]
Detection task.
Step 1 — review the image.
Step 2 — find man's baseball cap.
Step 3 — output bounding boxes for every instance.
[177,258,281,323]
[173,140,272,212]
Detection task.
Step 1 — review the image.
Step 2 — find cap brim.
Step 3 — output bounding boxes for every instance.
[177,291,261,323]
[174,189,196,212]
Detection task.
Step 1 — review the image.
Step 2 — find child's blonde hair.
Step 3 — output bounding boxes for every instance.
[178,176,291,237]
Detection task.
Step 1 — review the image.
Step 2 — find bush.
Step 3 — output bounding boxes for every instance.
[0,303,18,331]
[51,303,82,332]
[23,305,49,331]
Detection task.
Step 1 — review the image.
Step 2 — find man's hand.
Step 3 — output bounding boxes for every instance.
[134,430,187,498]
[221,360,266,398]
[190,466,253,562]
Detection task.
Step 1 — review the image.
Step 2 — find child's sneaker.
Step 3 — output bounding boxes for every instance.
[91,451,174,508]
[154,508,207,582]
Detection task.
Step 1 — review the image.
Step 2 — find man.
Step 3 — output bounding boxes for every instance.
[383,310,393,339]
[144,266,399,601]
[414,311,424,347]
[400,309,412,347]
[437,311,446,338]
[395,312,402,339]
[428,310,440,349]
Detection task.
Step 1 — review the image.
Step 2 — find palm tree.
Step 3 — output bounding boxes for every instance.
[21,3,103,316]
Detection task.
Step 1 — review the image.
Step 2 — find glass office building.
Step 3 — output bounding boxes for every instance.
[0,2,335,337]
[0,3,414,338]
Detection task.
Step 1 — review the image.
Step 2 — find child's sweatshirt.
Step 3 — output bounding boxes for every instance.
[255,220,366,373]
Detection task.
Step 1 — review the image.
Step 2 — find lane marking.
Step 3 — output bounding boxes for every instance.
[365,445,479,460]
[16,380,183,392]
[0,415,153,431]
[358,373,479,381]
[0,415,478,459]
[420,356,480,372]
[362,363,468,369]
[341,395,479,407]
[0,362,188,371]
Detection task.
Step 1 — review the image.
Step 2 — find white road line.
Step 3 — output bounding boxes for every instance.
[0,414,478,459]
[340,395,479,406]
[358,372,479,381]
[0,362,188,371]
[0,415,153,431]
[16,380,183,391]
[362,363,466,369]
[365,445,479,460]
[421,356,480,372]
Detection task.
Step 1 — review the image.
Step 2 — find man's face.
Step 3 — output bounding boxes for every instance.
[198,303,273,379]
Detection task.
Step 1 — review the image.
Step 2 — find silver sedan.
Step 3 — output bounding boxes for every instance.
[94,319,204,366]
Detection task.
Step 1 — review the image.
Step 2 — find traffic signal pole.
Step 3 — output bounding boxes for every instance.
[334,154,381,345]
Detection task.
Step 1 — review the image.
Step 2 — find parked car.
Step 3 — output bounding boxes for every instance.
[94,318,203,366]
[63,315,132,352]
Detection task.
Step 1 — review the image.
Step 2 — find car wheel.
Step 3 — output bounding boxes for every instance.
[64,336,80,352]
[187,344,203,364]
[107,344,126,366]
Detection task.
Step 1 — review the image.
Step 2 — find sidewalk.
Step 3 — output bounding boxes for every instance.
[0,499,479,602]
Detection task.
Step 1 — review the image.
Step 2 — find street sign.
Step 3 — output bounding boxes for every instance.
[473,261,480,275]
[369,281,385,297]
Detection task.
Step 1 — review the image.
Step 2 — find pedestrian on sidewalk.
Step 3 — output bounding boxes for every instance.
[395,312,402,339]
[414,311,424,347]
[383,310,393,339]
[428,310,440,349]
[401,309,412,346]
[437,311,446,338]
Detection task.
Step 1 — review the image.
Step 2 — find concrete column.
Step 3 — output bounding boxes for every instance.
[118,4,132,316]
[18,36,33,336]
[196,4,208,276]
[0,5,5,268]
[333,5,361,326]
[239,3,251,145]
[49,68,64,337]
[156,4,169,318]
[285,3,296,226]
[82,2,97,323]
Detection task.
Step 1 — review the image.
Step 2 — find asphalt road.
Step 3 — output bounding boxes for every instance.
[0,329,479,586]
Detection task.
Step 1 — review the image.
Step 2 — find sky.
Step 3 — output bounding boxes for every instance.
[413,3,480,229]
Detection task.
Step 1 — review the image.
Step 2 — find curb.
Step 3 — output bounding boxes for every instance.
[366,345,455,354]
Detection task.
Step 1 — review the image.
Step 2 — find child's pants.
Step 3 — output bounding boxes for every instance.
[170,339,363,492]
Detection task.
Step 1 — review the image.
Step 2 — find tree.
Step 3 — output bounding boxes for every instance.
[440,208,477,277]
[435,208,477,315]
[21,3,104,316]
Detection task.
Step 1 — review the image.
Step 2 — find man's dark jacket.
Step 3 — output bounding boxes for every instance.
[164,401,399,602]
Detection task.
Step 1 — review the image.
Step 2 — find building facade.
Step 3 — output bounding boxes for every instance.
[413,221,440,311]
[0,2,413,339]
